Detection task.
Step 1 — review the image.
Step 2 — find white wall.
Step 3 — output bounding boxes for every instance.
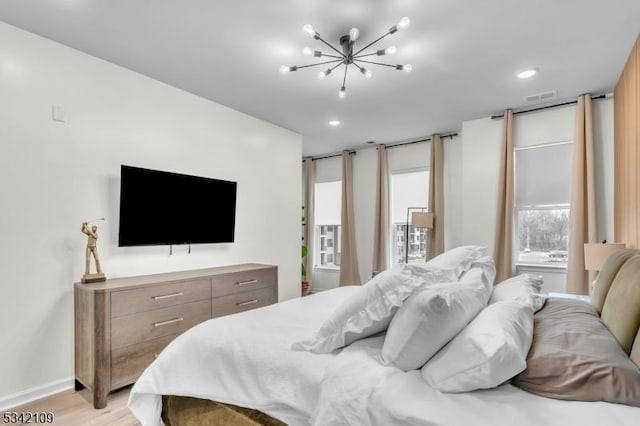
[0,22,301,403]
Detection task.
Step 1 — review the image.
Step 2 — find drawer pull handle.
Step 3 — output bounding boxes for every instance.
[237,299,258,307]
[236,279,258,286]
[154,317,184,327]
[152,292,184,300]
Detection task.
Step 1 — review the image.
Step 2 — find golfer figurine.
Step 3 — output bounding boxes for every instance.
[81,221,106,283]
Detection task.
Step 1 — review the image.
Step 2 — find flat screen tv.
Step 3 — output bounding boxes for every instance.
[118,165,237,246]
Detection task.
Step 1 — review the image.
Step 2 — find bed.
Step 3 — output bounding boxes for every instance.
[129,248,640,426]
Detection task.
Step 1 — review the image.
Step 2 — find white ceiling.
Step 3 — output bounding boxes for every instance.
[1,1,639,156]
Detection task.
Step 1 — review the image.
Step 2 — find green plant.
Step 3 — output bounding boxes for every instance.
[301,245,308,279]
[301,206,308,280]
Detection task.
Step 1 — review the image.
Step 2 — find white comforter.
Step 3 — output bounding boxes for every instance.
[130,286,640,426]
[312,334,640,426]
[129,286,359,426]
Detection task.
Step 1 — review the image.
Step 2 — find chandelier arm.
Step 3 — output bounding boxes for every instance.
[353,52,378,59]
[329,62,344,73]
[353,59,397,68]
[319,53,344,59]
[352,31,392,56]
[294,59,343,70]
[315,35,346,57]
[342,64,348,87]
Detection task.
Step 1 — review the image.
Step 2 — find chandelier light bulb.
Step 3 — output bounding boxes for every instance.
[302,47,313,56]
[402,64,412,72]
[517,68,538,79]
[318,69,332,80]
[396,17,411,31]
[339,86,346,98]
[349,27,360,42]
[303,24,316,38]
[279,65,290,75]
[363,68,372,78]
[386,46,397,55]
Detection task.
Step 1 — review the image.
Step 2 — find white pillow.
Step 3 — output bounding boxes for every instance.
[490,274,546,312]
[381,278,491,371]
[421,300,534,392]
[292,264,458,353]
[460,256,496,293]
[426,246,488,277]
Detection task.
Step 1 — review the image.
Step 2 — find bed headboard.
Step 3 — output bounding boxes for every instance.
[591,249,640,367]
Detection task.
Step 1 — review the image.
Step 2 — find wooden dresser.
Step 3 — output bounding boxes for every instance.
[74,263,277,409]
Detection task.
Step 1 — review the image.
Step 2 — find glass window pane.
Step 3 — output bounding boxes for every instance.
[315,181,342,268]
[517,209,569,265]
[390,170,429,266]
[515,143,572,266]
[316,224,341,267]
[390,171,429,223]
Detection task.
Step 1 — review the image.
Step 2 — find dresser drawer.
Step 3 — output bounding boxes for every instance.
[212,286,276,317]
[111,333,179,389]
[211,268,275,297]
[111,279,211,318]
[111,299,211,350]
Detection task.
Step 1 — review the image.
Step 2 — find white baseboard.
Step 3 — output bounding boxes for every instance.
[0,377,74,412]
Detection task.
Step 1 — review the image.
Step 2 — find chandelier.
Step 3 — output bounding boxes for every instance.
[280,17,412,98]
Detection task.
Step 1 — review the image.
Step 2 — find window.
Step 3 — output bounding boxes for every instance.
[390,170,429,265]
[314,181,341,268]
[515,142,572,266]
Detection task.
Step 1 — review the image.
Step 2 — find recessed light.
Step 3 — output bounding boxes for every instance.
[517,68,538,79]
[328,120,341,127]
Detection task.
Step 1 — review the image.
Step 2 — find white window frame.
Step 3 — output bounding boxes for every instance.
[514,141,572,269]
[314,179,342,271]
[389,168,430,267]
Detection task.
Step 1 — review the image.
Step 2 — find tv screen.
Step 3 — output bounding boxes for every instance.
[118,165,236,246]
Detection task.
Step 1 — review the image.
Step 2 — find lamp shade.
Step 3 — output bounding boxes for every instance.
[411,212,434,229]
[584,243,626,271]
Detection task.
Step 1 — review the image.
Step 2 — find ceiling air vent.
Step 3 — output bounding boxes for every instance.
[525,90,557,104]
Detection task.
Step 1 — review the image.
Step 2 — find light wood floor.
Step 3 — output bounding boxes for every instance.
[2,386,140,426]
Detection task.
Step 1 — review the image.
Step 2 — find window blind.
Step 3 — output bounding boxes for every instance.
[515,143,572,207]
[315,181,341,224]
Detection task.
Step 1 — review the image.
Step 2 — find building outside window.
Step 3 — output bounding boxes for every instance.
[314,180,341,268]
[390,170,429,265]
[515,142,572,266]
[318,225,341,266]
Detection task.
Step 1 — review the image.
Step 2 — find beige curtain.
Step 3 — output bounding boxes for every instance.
[303,159,315,285]
[372,146,389,273]
[427,135,445,259]
[493,110,515,283]
[339,152,362,286]
[566,95,597,295]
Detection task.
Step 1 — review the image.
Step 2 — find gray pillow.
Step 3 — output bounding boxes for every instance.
[512,298,640,407]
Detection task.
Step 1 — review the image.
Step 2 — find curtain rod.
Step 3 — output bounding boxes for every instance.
[384,132,459,149]
[304,150,356,162]
[490,94,607,120]
[303,131,459,162]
